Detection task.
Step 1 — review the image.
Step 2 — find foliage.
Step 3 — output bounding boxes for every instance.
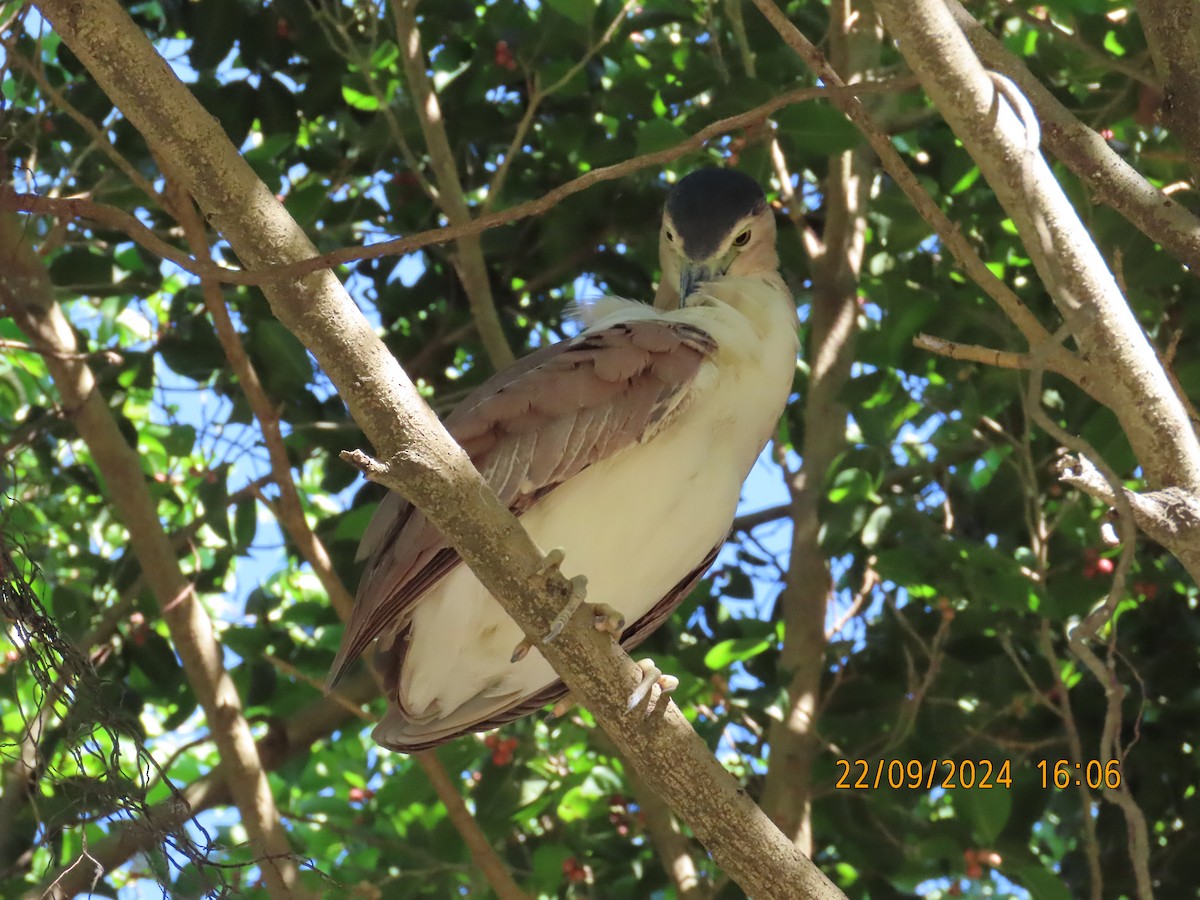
[1,0,1196,897]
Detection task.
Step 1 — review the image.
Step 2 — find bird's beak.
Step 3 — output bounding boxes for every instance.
[679,251,737,304]
[678,262,714,304]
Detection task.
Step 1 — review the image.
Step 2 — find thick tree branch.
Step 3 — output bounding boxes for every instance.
[948,0,1200,275]
[33,0,844,895]
[870,0,1200,504]
[0,216,309,899]
[392,0,514,369]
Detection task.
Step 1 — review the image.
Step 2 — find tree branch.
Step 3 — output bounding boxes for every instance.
[33,0,845,895]
[869,0,1200,503]
[914,332,1076,374]
[0,80,913,288]
[760,0,874,852]
[948,0,1200,276]
[0,215,310,899]
[168,186,530,900]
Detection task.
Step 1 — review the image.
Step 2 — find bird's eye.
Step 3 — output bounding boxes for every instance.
[733,229,751,247]
[665,230,675,242]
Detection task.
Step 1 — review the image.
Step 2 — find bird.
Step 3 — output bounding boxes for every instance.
[327,168,798,751]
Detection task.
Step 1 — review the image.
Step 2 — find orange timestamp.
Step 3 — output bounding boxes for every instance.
[834,759,1013,790]
[1036,759,1122,790]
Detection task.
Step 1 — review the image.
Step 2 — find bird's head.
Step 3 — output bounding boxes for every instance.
[656,168,778,309]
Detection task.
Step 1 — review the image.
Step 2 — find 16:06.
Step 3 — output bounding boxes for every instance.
[1037,759,1122,789]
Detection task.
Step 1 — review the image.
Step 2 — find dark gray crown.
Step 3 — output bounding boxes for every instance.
[665,169,766,259]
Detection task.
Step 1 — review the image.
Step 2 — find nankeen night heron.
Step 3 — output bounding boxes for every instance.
[327,168,798,750]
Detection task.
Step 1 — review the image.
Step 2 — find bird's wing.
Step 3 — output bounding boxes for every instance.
[327,317,718,688]
[370,543,721,751]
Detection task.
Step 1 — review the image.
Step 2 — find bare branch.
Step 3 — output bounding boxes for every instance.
[914,332,1078,376]
[948,0,1200,276]
[870,0,1200,503]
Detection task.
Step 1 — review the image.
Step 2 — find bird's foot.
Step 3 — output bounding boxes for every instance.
[627,658,679,717]
[511,549,593,662]
[588,602,626,638]
[510,595,621,665]
[546,694,575,720]
[543,574,590,642]
[533,546,567,576]
[529,546,593,641]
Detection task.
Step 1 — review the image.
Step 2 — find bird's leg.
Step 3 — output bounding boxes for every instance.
[512,547,605,663]
[627,658,679,717]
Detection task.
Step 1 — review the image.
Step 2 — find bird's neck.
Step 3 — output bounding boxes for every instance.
[687,271,796,341]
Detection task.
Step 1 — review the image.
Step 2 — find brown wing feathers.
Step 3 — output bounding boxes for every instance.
[327,319,718,690]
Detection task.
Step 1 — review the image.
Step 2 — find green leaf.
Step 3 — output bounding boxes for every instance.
[958,783,1011,844]
[704,637,772,670]
[636,118,688,155]
[776,101,861,154]
[546,0,594,27]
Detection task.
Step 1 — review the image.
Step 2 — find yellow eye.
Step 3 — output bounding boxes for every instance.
[733,229,751,247]
[665,230,675,242]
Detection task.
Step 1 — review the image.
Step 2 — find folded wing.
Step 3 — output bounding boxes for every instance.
[327,317,718,689]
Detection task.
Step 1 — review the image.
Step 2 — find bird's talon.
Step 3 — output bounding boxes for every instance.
[542,574,589,643]
[510,637,533,664]
[546,694,575,720]
[627,657,677,715]
[591,602,626,637]
[533,547,566,577]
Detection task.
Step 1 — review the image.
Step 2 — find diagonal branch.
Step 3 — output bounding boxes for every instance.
[948,0,1200,275]
[869,0,1200,531]
[0,215,311,899]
